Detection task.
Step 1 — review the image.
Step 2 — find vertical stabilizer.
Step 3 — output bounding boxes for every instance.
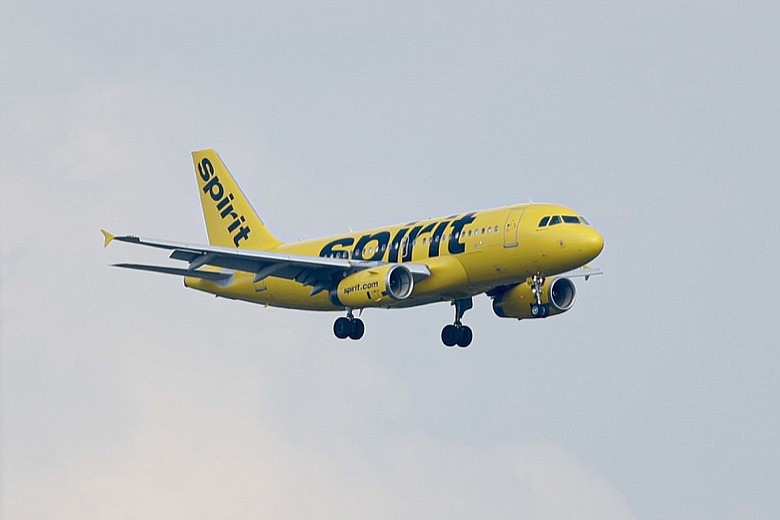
[192,149,282,250]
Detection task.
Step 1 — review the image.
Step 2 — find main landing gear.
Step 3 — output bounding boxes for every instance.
[441,297,473,348]
[333,309,365,340]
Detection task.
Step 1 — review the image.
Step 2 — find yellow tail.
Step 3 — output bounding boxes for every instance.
[192,149,282,250]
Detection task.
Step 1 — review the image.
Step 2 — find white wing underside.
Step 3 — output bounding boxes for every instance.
[107,234,431,296]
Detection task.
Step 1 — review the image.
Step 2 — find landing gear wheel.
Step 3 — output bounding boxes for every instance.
[531,304,544,317]
[441,324,459,347]
[441,298,474,347]
[348,318,365,340]
[334,317,351,339]
[456,326,473,348]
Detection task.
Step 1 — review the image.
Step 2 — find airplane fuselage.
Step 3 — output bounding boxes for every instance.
[185,202,603,311]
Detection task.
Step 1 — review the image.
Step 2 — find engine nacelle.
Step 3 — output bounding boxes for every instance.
[333,264,414,308]
[492,277,577,319]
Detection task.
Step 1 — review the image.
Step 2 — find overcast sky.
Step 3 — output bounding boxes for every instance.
[2,1,779,518]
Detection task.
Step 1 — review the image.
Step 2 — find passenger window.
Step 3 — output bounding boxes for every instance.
[563,216,580,224]
[468,230,472,237]
[494,226,499,233]
[549,216,562,226]
[487,227,491,234]
[539,216,550,227]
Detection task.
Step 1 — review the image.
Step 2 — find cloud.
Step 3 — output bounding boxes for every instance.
[4,339,636,519]
[509,441,636,520]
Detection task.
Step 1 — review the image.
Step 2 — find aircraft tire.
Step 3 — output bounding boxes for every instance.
[334,317,351,339]
[456,326,473,348]
[441,324,458,347]
[531,304,543,317]
[349,319,365,340]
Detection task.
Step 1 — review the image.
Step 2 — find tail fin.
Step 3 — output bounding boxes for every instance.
[192,149,282,250]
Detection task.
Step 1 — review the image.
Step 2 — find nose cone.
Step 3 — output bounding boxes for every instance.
[584,228,605,261]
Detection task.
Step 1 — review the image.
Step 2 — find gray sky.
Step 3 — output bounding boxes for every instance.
[2,1,779,518]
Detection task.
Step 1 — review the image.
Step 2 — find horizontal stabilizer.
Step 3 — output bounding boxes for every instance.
[112,263,232,282]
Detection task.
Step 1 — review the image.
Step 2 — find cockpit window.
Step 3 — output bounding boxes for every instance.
[562,215,581,224]
[579,216,590,225]
[549,215,562,226]
[538,216,550,227]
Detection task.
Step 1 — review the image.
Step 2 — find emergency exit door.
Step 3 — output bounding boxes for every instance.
[503,209,524,247]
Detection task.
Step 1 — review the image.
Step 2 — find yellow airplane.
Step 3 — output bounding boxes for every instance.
[103,149,604,347]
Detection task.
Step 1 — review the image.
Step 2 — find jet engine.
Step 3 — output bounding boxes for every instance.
[333,264,414,308]
[492,277,576,319]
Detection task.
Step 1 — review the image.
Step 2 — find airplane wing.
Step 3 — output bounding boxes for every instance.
[102,230,431,295]
[111,263,234,283]
[562,266,603,280]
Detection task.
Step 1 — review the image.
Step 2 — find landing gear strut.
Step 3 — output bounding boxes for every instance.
[333,309,365,340]
[530,274,548,317]
[441,297,473,347]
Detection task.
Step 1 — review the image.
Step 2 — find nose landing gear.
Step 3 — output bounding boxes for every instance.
[530,274,548,318]
[333,309,365,340]
[441,297,473,347]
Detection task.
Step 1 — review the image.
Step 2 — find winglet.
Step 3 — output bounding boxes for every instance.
[101,229,115,248]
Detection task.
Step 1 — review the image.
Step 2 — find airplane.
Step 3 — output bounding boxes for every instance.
[102,149,604,347]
